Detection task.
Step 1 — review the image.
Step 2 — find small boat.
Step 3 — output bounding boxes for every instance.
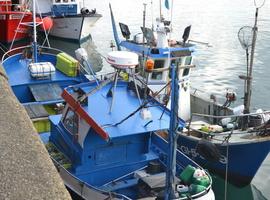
[39,49,215,199]
[37,0,102,42]
[109,2,270,187]
[0,0,32,43]
[1,0,90,132]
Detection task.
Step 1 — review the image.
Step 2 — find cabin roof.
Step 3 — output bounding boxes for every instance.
[67,81,174,140]
[120,41,195,59]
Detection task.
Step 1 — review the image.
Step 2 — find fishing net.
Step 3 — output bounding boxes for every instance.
[238,26,253,50]
[254,0,266,8]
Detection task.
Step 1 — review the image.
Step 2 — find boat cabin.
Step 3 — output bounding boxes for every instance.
[49,80,177,187]
[116,18,196,121]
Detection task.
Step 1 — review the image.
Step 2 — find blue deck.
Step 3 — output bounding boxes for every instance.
[80,82,172,138]
[3,53,85,86]
[3,53,88,103]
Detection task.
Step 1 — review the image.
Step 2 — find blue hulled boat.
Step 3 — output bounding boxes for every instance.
[39,54,215,198]
[2,46,88,105]
[109,3,270,187]
[1,0,89,132]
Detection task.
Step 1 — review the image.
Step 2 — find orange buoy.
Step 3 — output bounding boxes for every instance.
[37,16,53,31]
[41,16,53,31]
[145,59,154,72]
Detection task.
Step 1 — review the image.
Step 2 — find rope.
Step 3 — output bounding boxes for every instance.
[102,81,171,128]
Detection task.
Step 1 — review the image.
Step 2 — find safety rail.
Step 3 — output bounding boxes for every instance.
[187,110,270,136]
[1,45,90,76]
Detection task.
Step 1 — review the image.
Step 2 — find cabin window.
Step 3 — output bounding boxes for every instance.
[182,68,190,77]
[182,56,192,77]
[185,56,192,65]
[63,0,68,2]
[55,0,60,3]
[151,60,164,80]
[63,108,79,135]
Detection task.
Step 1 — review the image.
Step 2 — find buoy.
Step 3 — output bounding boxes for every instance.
[37,17,53,31]
[42,16,53,30]
[145,59,154,72]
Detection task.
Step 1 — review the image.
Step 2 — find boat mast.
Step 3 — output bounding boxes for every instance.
[165,60,179,199]
[243,1,264,129]
[32,0,37,62]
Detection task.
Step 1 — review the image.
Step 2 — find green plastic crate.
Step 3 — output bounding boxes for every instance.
[56,52,78,77]
[33,119,50,133]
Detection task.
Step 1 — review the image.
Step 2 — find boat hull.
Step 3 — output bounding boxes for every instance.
[40,131,215,200]
[177,134,270,187]
[48,14,101,42]
[0,12,32,43]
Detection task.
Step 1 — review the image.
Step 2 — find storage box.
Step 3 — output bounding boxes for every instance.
[56,52,78,77]
[33,119,50,133]
[29,62,55,78]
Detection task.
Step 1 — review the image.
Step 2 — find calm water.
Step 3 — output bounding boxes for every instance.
[85,0,269,199]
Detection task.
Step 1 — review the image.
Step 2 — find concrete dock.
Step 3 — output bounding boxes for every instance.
[0,66,71,199]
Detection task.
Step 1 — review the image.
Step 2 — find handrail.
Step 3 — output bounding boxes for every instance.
[187,110,270,136]
[191,110,270,119]
[2,45,91,76]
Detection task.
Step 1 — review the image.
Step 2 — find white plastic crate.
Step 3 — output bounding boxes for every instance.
[29,62,55,78]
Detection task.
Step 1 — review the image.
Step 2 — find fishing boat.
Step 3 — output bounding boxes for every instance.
[39,49,215,199]
[0,0,32,43]
[36,0,101,42]
[109,1,270,187]
[1,0,90,132]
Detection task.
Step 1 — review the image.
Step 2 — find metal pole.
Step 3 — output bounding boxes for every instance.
[245,8,258,114]
[159,0,162,19]
[142,3,147,77]
[33,0,37,63]
[165,61,179,199]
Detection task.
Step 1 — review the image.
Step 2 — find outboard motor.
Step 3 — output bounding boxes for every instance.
[81,7,90,15]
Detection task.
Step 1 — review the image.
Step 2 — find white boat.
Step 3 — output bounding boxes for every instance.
[36,0,101,42]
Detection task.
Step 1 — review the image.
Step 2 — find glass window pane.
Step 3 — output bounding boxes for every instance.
[63,108,78,135]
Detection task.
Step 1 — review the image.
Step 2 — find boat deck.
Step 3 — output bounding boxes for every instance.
[184,119,270,144]
[78,81,173,139]
[3,53,84,87]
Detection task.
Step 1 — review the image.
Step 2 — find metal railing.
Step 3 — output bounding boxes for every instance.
[187,110,270,136]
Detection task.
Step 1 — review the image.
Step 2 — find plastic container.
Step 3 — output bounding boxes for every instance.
[56,52,78,77]
[33,119,50,133]
[233,105,244,115]
[189,184,206,195]
[179,165,196,184]
[29,62,55,78]
[192,176,210,187]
